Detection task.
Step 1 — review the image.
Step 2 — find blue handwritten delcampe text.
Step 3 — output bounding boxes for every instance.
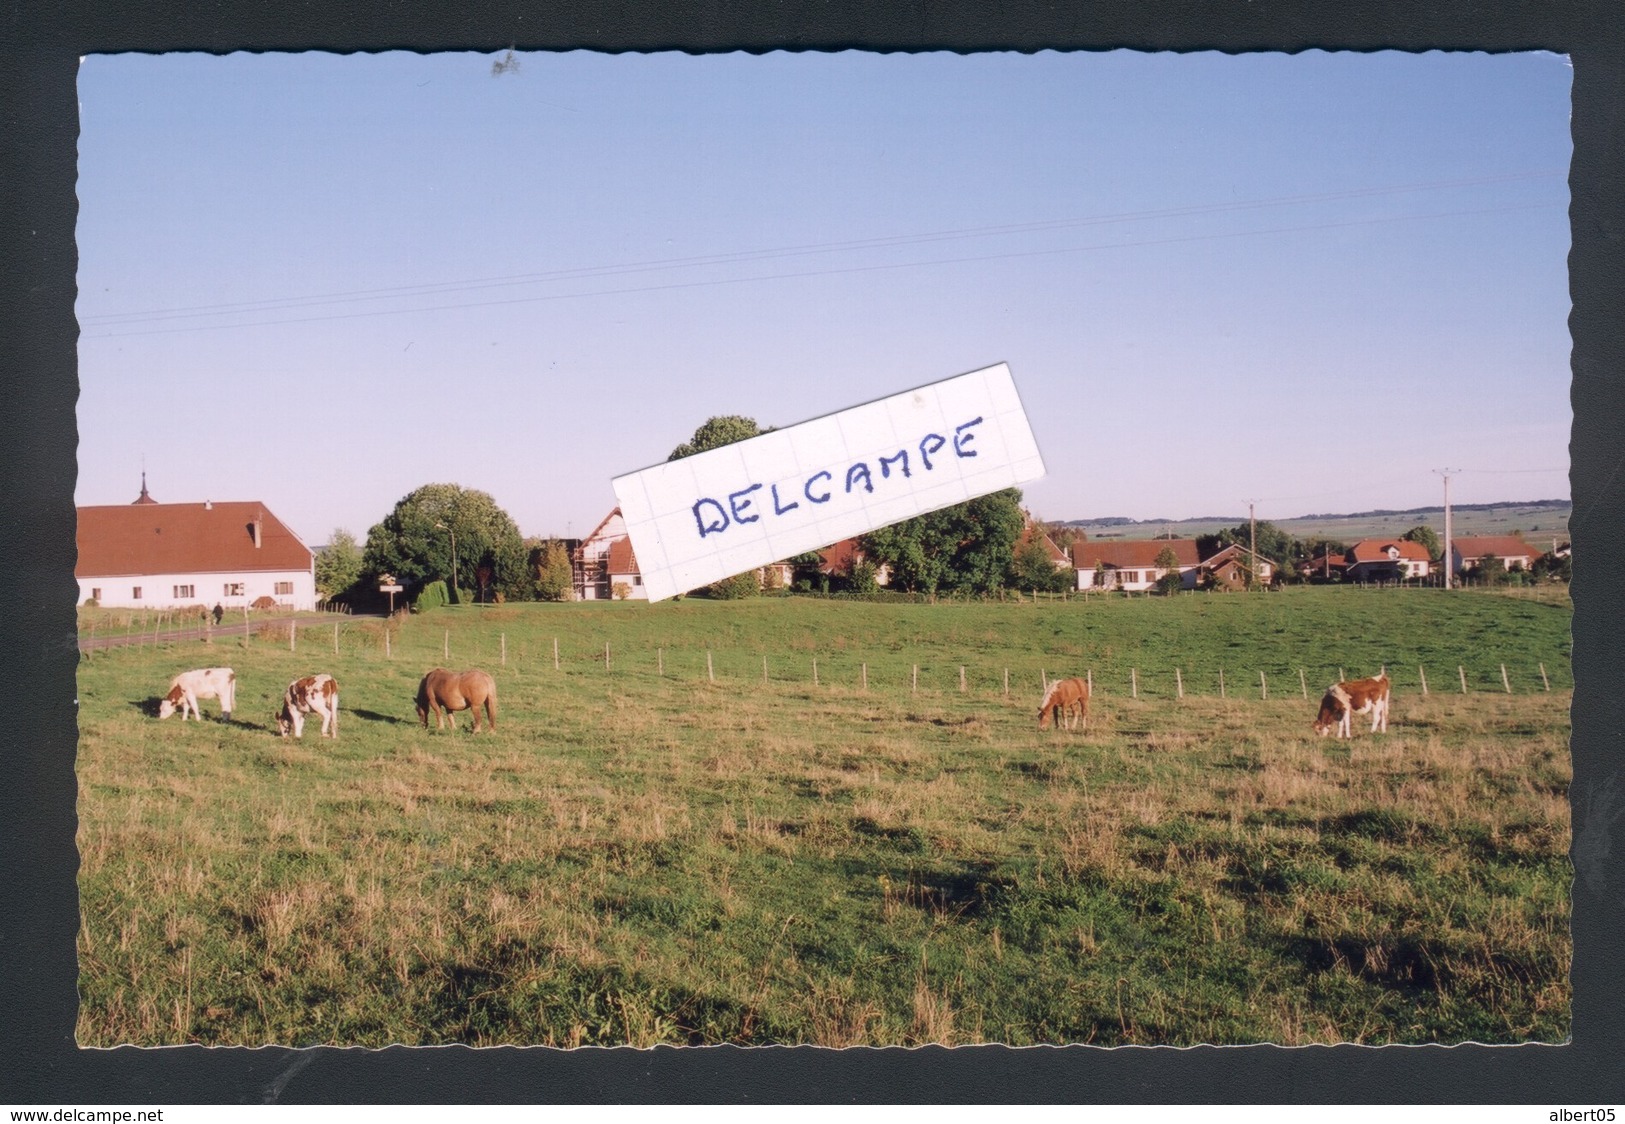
[691,416,985,539]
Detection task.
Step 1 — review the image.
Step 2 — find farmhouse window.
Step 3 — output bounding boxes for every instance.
[173,584,194,599]
[131,586,142,599]
[274,581,294,595]
[224,582,244,597]
[91,587,102,601]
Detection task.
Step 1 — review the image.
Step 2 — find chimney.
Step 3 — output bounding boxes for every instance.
[250,515,263,548]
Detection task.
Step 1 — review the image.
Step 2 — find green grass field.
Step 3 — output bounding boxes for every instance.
[74,588,1572,1047]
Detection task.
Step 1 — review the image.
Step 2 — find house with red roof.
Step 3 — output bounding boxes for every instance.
[573,508,647,599]
[1071,538,1203,592]
[75,477,316,610]
[1450,535,1544,577]
[1344,538,1434,583]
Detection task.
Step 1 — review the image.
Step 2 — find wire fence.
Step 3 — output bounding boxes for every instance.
[81,612,1574,700]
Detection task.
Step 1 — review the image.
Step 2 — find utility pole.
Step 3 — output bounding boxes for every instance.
[1434,469,1459,589]
[1248,500,1258,590]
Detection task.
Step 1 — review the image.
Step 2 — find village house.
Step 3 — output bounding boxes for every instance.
[1450,534,1544,576]
[1343,539,1434,583]
[574,507,817,598]
[1071,538,1202,592]
[573,508,647,600]
[75,477,317,610]
[1071,538,1277,592]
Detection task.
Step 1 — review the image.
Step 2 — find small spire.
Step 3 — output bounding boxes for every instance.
[132,471,157,505]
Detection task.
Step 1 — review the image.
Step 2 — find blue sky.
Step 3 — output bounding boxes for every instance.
[75,50,1573,546]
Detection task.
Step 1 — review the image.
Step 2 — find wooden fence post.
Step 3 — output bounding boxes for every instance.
[707,650,714,683]
[763,655,769,684]
[912,665,918,694]
[606,642,611,672]
[385,628,391,659]
[1419,665,1428,696]
[1501,664,1512,693]
[658,648,664,676]
[861,663,868,691]
[1459,666,1468,694]
[1539,662,1550,692]
[959,666,967,692]
[500,633,506,666]
[1130,668,1138,699]
[1003,668,1009,697]
[1175,667,1183,699]
[813,658,819,686]
[554,637,560,671]
[1338,667,1345,684]
[1087,669,1093,695]
[1259,670,1267,700]
[1219,668,1226,698]
[443,629,449,659]
[1298,668,1307,699]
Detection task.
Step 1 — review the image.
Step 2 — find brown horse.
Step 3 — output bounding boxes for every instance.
[1037,676,1090,731]
[415,668,498,732]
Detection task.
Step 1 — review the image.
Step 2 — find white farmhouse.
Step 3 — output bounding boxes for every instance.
[76,480,317,610]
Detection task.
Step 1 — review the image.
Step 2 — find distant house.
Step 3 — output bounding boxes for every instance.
[1013,522,1070,571]
[817,538,891,588]
[1451,535,1544,576]
[76,478,316,610]
[1344,539,1433,583]
[1199,543,1277,590]
[574,509,647,600]
[1072,539,1201,592]
[1072,537,1278,592]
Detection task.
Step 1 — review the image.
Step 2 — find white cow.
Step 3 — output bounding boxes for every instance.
[275,674,340,739]
[158,667,236,722]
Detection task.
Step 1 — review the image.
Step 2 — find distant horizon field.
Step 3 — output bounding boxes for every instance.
[1059,500,1571,546]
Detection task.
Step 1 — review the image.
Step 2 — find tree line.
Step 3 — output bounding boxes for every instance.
[312,416,1568,607]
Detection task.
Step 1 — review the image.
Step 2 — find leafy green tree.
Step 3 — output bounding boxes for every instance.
[362,483,529,603]
[1197,520,1298,569]
[1011,536,1072,594]
[703,572,761,599]
[529,538,575,601]
[1402,524,1443,562]
[1532,550,1571,583]
[1473,554,1509,586]
[314,528,363,602]
[1154,546,1185,595]
[669,415,772,461]
[861,489,1026,595]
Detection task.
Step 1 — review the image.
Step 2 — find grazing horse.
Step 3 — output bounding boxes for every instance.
[275,673,339,739]
[415,668,498,732]
[1037,676,1090,731]
[1313,672,1391,738]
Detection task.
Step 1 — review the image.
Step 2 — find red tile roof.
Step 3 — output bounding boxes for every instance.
[76,502,312,577]
[1015,523,1069,564]
[1070,539,1200,570]
[1453,535,1543,560]
[605,536,639,575]
[1346,539,1433,564]
[818,538,865,575]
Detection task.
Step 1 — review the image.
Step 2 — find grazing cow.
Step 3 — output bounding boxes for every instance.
[157,667,236,722]
[1313,672,1391,738]
[275,674,340,739]
[416,668,498,733]
[1037,676,1090,731]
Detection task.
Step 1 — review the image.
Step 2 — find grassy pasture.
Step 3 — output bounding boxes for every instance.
[75,588,1571,1047]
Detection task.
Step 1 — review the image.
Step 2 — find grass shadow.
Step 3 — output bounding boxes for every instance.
[350,708,411,725]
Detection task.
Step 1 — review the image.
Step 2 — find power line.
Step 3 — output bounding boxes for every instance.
[83,169,1560,326]
[79,199,1561,340]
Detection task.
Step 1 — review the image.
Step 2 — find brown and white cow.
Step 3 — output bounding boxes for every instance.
[275,674,339,739]
[157,667,236,722]
[1313,672,1391,738]
[1037,676,1090,731]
